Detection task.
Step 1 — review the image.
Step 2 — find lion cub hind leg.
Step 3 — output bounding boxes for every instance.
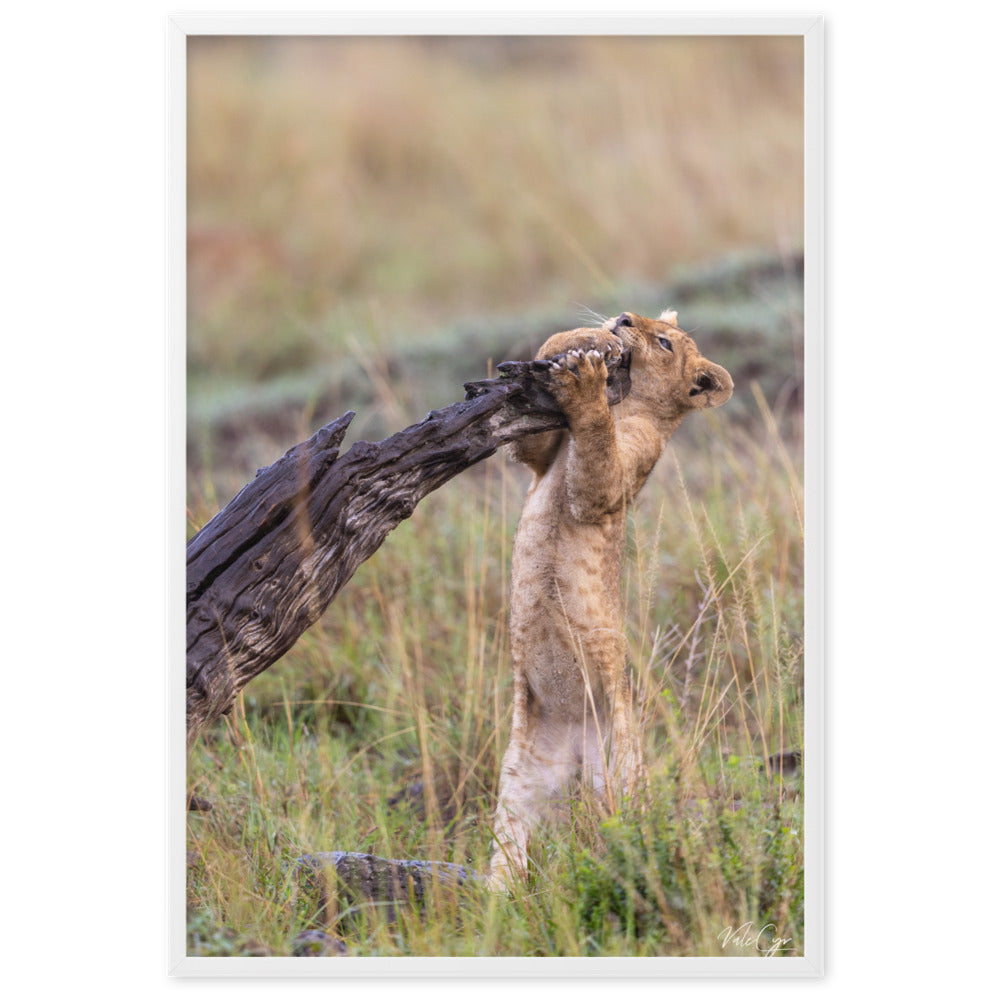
[576,637,647,808]
[604,685,648,805]
[487,726,580,890]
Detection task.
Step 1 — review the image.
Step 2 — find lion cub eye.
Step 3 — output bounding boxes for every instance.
[657,336,673,351]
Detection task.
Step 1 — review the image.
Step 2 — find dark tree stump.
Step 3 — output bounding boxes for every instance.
[186,351,631,747]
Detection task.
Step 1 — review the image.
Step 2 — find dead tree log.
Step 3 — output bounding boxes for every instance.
[187,351,631,747]
[294,851,480,928]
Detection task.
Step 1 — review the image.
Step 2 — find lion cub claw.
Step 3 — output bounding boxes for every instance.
[549,349,608,418]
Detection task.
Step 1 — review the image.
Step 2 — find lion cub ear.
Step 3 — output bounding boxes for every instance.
[658,309,679,326]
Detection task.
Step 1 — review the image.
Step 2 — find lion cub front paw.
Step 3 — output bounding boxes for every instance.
[549,349,609,419]
[536,328,623,365]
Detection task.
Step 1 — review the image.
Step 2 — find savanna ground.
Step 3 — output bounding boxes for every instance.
[185,35,806,959]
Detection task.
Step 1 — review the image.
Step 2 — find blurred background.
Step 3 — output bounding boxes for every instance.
[187,34,804,504]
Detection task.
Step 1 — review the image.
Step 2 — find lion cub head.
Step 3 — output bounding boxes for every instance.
[604,310,733,420]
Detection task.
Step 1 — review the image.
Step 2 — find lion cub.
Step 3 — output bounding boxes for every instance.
[487,310,733,889]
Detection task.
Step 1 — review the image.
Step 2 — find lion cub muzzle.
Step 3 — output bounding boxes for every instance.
[605,310,733,411]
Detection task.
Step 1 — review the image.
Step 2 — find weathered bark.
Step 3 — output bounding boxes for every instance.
[186,351,631,747]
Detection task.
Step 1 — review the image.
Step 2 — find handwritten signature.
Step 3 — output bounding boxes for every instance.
[718,922,793,957]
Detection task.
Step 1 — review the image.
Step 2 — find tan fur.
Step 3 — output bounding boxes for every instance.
[487,311,733,889]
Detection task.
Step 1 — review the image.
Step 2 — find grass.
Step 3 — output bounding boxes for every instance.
[186,390,804,958]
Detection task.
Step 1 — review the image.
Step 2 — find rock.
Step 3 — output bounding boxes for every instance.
[294,850,482,927]
[291,930,348,957]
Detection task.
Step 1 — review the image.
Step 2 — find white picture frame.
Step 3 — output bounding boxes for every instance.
[169,14,824,979]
